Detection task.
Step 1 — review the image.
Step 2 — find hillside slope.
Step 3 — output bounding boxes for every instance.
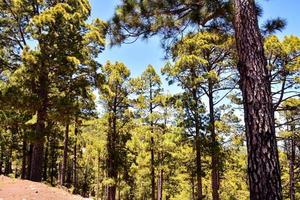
[0,176,88,200]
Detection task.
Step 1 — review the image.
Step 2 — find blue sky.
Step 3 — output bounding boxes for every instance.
[89,0,300,92]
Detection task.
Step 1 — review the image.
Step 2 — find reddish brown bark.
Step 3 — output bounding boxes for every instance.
[233,0,282,199]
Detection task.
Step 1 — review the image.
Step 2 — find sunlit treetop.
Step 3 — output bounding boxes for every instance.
[109,0,285,50]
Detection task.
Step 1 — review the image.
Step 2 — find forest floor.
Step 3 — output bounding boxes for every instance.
[0,175,88,200]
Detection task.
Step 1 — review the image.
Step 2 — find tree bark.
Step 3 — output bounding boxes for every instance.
[4,130,13,175]
[0,145,3,175]
[107,113,117,200]
[150,137,156,200]
[157,152,163,200]
[73,119,78,191]
[195,134,202,200]
[191,175,195,200]
[157,167,163,200]
[50,133,56,186]
[66,164,72,187]
[30,69,48,182]
[26,144,33,179]
[208,80,219,200]
[233,0,282,199]
[289,138,295,200]
[21,136,27,179]
[192,89,203,200]
[289,122,296,200]
[149,82,156,200]
[61,123,69,186]
[30,137,44,181]
[43,138,49,181]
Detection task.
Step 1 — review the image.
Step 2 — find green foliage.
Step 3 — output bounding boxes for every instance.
[0,1,299,200]
[110,0,232,46]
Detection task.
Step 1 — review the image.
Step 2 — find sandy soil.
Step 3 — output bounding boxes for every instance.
[0,175,88,200]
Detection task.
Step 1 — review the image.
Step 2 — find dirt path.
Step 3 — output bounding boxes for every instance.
[0,176,87,200]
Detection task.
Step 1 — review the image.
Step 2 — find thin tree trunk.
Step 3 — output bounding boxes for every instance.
[58,162,61,185]
[158,108,167,200]
[289,138,295,200]
[43,138,49,181]
[149,83,156,200]
[50,133,56,186]
[192,89,203,200]
[208,81,219,200]
[157,165,163,200]
[289,123,296,200]
[0,146,3,175]
[233,0,282,199]
[66,164,72,187]
[61,123,69,186]
[21,136,27,179]
[83,164,89,197]
[96,151,101,200]
[107,113,117,200]
[195,134,202,200]
[150,137,155,200]
[4,154,10,175]
[118,178,121,200]
[191,175,195,200]
[73,119,78,191]
[5,129,13,175]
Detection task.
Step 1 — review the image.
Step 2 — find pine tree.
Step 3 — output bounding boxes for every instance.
[164,31,236,199]
[233,0,282,198]
[98,61,131,200]
[0,0,107,181]
[110,0,285,198]
[162,53,208,199]
[131,65,163,200]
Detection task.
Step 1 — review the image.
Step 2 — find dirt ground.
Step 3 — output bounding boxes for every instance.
[0,175,88,200]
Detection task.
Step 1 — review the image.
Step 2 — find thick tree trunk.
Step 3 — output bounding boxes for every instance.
[61,123,69,186]
[43,138,49,181]
[208,82,219,200]
[30,138,44,181]
[26,144,33,179]
[233,0,282,199]
[30,69,48,182]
